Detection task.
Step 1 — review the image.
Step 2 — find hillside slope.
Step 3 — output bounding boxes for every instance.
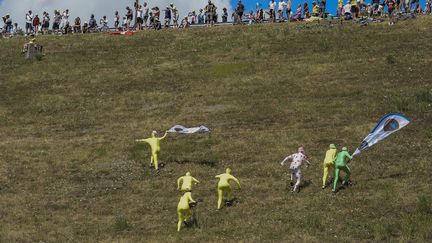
[1,19,432,242]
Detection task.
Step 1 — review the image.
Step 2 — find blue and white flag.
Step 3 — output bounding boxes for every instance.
[353,114,410,156]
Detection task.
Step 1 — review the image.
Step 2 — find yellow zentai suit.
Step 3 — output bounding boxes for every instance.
[215,168,241,209]
[177,172,200,192]
[177,191,196,232]
[136,131,167,170]
[322,144,337,189]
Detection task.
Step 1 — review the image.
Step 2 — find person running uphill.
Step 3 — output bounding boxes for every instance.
[177,172,200,192]
[136,130,168,170]
[322,144,337,189]
[281,147,311,192]
[332,147,353,192]
[215,168,241,209]
[177,191,196,231]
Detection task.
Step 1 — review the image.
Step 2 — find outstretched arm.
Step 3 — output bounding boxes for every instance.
[135,138,149,143]
[347,152,353,161]
[159,131,168,140]
[193,177,200,184]
[280,155,292,166]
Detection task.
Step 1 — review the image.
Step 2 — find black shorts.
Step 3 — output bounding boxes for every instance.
[53,23,59,30]
[26,23,32,29]
[144,15,149,22]
[351,6,357,13]
[137,17,143,24]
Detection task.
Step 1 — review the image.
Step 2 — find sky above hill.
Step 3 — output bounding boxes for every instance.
[0,0,427,27]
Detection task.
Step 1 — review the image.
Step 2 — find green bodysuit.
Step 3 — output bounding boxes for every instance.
[332,147,353,192]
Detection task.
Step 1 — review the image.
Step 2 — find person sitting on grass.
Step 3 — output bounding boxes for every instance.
[179,16,190,28]
[88,14,97,31]
[215,168,241,209]
[73,17,81,33]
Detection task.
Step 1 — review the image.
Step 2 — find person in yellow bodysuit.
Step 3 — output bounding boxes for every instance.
[177,191,196,231]
[215,168,241,209]
[177,172,200,192]
[322,144,337,189]
[136,130,167,170]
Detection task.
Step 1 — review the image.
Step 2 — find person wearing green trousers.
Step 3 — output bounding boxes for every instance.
[332,147,353,192]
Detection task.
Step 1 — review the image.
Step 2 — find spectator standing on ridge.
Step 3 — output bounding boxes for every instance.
[278,0,287,22]
[338,0,344,16]
[52,10,61,32]
[236,0,245,23]
[143,2,150,28]
[286,0,292,21]
[126,6,133,30]
[370,0,378,16]
[350,0,358,19]
[61,9,70,34]
[304,1,310,19]
[205,1,217,27]
[25,10,34,35]
[269,0,276,22]
[388,0,396,25]
[295,3,302,21]
[312,2,320,16]
[136,5,144,30]
[2,14,13,34]
[222,8,228,23]
[169,3,179,28]
[42,12,50,34]
[198,9,204,24]
[320,0,326,18]
[164,6,171,28]
[114,11,120,30]
[32,14,40,34]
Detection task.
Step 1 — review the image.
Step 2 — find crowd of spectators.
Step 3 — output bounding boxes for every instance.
[2,0,432,37]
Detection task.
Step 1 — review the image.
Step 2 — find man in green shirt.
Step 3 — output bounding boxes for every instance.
[332,147,353,192]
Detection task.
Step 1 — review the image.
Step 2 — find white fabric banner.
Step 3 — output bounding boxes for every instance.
[167,125,210,134]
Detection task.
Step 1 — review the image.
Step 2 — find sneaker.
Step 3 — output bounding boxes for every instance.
[322,185,326,189]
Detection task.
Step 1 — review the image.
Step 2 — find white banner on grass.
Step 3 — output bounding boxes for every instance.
[167,125,210,134]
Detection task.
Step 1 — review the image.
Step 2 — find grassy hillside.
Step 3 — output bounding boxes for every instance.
[1,18,432,242]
